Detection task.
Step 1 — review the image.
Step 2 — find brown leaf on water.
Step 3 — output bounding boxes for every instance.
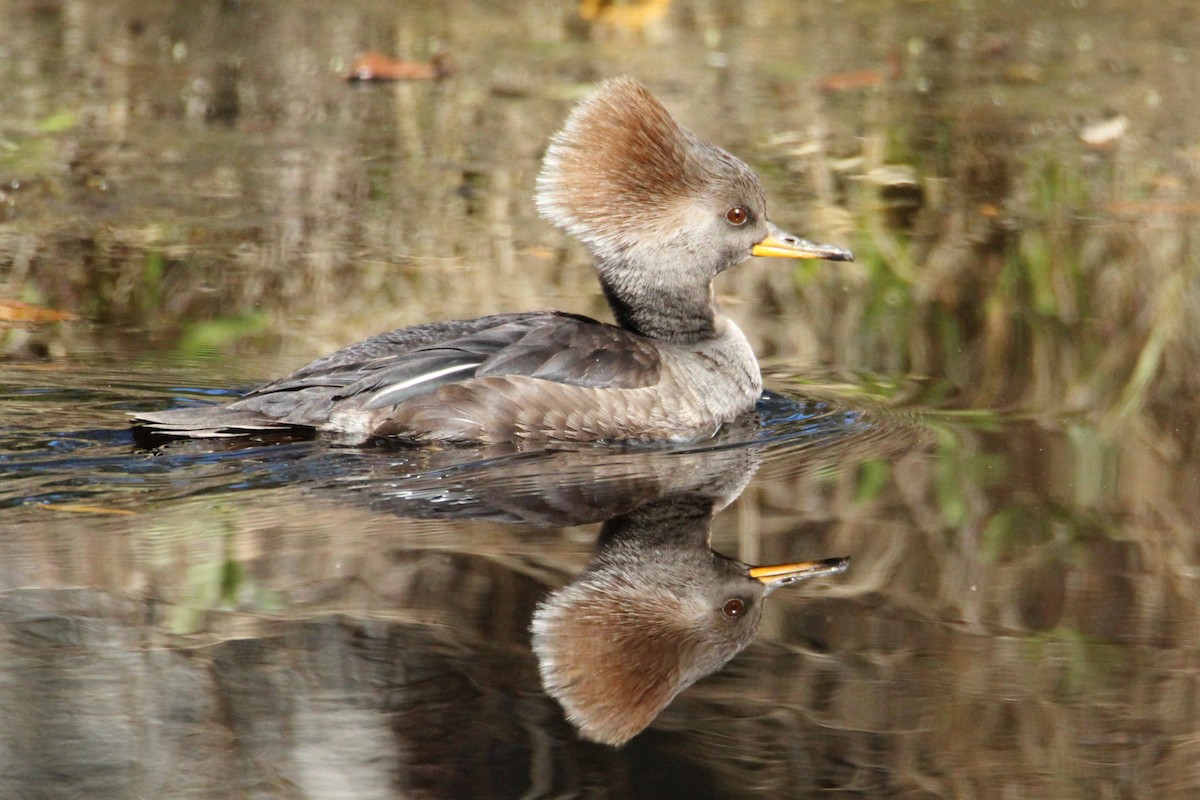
[0,299,77,323]
[38,503,138,516]
[345,52,453,82]
[817,55,901,93]
[817,68,886,93]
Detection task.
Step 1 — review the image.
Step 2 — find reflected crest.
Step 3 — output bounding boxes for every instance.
[531,492,847,745]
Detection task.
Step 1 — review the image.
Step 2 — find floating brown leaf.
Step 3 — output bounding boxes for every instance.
[818,54,902,93]
[0,299,77,323]
[817,68,886,92]
[345,52,453,82]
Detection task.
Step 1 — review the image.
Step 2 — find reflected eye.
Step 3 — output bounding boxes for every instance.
[725,206,749,226]
[722,598,746,618]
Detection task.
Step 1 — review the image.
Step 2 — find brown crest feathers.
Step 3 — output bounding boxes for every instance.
[531,574,695,746]
[536,77,711,250]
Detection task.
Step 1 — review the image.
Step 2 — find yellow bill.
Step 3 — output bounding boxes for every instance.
[748,556,850,594]
[751,222,854,261]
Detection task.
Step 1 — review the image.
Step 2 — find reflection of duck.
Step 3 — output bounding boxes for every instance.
[531,492,847,746]
[307,391,907,526]
[133,77,851,446]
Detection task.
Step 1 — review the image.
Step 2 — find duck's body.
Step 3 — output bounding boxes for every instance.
[133,77,851,445]
[142,310,759,443]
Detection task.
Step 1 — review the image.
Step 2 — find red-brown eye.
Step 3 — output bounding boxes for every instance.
[725,206,748,226]
[722,598,746,618]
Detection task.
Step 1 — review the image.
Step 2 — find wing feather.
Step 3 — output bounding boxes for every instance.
[343,313,662,410]
[134,309,664,439]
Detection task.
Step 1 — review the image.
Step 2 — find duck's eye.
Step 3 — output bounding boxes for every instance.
[725,206,749,226]
[722,598,746,618]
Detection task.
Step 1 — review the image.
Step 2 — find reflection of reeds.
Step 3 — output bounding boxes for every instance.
[689,412,1200,798]
[791,129,1197,433]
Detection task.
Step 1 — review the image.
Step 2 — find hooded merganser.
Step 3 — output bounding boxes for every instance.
[133,77,853,445]
[531,492,848,746]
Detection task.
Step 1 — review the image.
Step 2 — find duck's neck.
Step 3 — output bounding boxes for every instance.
[598,258,719,343]
[596,493,716,555]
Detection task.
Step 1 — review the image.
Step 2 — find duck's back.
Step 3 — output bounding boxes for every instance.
[133,311,683,443]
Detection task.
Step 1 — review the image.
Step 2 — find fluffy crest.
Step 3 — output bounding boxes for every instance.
[531,572,701,746]
[536,77,754,253]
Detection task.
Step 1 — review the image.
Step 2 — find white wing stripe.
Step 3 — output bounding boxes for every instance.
[366,362,478,407]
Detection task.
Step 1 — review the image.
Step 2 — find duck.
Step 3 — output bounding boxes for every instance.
[132,77,853,445]
[531,492,849,746]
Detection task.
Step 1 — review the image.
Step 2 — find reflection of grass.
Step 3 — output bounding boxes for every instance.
[1027,629,1126,698]
[0,111,79,172]
[175,312,269,359]
[853,458,890,504]
[802,127,1199,432]
[36,111,79,135]
[140,503,284,636]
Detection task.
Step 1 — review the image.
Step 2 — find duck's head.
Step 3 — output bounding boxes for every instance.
[536,77,852,320]
[530,495,849,746]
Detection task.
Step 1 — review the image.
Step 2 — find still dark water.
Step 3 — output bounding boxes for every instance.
[3,1,1199,798]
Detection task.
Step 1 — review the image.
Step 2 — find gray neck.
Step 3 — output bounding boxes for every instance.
[598,255,718,343]
[596,493,716,556]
